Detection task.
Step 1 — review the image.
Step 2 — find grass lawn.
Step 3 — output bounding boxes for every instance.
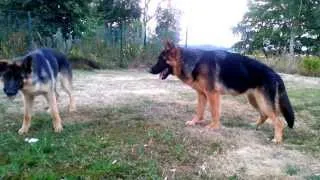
[0,70,319,179]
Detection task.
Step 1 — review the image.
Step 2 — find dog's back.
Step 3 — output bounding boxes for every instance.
[24,48,72,83]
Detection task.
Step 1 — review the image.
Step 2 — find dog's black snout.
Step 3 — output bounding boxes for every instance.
[149,67,155,74]
[4,88,16,97]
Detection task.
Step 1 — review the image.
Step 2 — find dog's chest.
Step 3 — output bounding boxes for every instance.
[22,81,52,95]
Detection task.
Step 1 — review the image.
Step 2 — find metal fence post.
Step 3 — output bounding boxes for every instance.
[120,22,123,67]
[27,11,32,50]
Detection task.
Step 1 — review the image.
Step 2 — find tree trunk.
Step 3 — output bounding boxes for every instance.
[143,22,147,47]
[289,30,295,60]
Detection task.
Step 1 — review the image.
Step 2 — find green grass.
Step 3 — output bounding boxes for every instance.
[306,175,320,180]
[283,88,320,153]
[0,103,202,179]
[285,164,300,176]
[0,70,319,178]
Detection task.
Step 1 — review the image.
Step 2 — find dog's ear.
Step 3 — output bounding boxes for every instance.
[169,47,180,60]
[0,60,9,74]
[164,40,175,50]
[166,47,181,67]
[21,55,33,74]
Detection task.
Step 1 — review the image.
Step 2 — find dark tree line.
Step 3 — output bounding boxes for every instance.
[0,0,180,43]
[233,0,320,56]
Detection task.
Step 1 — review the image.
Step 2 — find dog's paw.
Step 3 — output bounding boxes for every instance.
[205,123,220,130]
[185,120,196,126]
[54,124,63,133]
[271,138,282,144]
[69,106,76,113]
[185,120,205,126]
[46,107,52,114]
[18,127,29,135]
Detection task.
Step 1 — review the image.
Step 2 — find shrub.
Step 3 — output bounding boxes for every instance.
[299,56,320,77]
[253,55,301,74]
[0,32,28,58]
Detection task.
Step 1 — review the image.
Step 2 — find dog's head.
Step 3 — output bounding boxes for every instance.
[149,41,181,80]
[0,56,32,98]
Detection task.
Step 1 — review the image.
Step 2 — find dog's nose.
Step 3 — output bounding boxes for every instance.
[4,88,16,97]
[149,68,156,74]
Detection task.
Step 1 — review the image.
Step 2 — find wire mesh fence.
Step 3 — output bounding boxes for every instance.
[0,10,148,67]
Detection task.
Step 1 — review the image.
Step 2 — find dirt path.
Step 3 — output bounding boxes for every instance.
[3,69,319,178]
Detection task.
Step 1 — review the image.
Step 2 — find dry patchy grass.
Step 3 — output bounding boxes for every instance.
[0,69,319,179]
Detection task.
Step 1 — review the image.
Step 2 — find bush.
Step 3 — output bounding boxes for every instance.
[0,32,28,58]
[253,55,301,74]
[67,36,162,69]
[299,56,320,77]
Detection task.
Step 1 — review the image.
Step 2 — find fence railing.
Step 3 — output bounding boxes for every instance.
[0,10,145,62]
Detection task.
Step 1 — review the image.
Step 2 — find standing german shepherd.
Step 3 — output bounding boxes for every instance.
[0,48,76,134]
[149,41,294,143]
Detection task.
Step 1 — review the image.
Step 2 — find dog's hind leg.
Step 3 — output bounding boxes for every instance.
[44,91,63,133]
[18,94,34,135]
[60,74,76,112]
[253,89,284,143]
[55,86,60,100]
[247,93,268,130]
[186,91,207,126]
[44,85,60,112]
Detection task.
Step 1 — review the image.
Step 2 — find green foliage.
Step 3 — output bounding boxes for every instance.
[0,0,93,38]
[97,0,141,24]
[299,56,320,76]
[233,0,320,55]
[0,32,28,58]
[0,0,177,68]
[155,7,181,43]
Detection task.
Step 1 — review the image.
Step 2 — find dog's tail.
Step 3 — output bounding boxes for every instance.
[277,78,295,128]
[58,55,73,82]
[52,49,73,82]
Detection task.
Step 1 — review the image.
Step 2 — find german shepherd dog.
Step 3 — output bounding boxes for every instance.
[0,48,76,134]
[149,41,294,143]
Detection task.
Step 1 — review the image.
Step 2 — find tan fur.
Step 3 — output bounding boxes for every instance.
[185,90,207,126]
[206,91,221,129]
[251,89,284,143]
[17,75,75,134]
[60,75,76,112]
[18,94,34,134]
[44,92,63,132]
[247,93,268,129]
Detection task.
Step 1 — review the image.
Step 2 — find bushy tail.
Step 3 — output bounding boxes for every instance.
[278,79,295,128]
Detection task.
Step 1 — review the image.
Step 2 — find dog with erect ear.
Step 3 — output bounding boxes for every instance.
[149,41,295,144]
[0,48,76,134]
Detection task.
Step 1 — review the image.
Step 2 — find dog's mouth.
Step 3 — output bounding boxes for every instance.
[159,68,169,80]
[7,95,16,101]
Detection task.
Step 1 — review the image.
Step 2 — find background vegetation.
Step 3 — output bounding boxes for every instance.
[0,0,319,73]
[0,0,181,68]
[233,0,320,76]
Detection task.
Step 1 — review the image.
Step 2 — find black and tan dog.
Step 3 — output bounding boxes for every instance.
[0,48,76,134]
[150,41,294,143]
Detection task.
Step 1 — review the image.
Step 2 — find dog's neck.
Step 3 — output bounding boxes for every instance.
[171,48,195,84]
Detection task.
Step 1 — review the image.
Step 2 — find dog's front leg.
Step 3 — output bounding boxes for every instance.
[45,91,63,132]
[18,94,34,134]
[206,91,221,129]
[186,91,207,126]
